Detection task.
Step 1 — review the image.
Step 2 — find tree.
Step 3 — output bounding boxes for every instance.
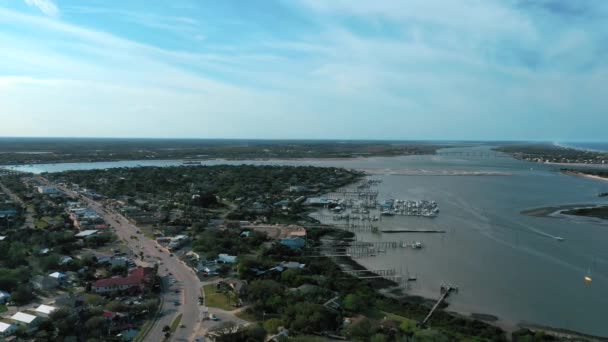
[263,318,283,334]
[346,318,377,341]
[343,293,365,313]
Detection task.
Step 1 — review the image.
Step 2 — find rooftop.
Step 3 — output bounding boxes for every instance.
[35,304,57,315]
[11,312,37,324]
[75,230,98,237]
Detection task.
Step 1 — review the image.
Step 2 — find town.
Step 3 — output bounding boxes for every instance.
[0,165,559,341]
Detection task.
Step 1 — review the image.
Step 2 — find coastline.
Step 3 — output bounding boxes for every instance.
[562,170,608,182]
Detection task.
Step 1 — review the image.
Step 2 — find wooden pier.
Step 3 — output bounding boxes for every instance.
[421,285,458,326]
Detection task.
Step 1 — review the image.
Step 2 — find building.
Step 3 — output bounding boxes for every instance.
[279,237,306,250]
[32,275,59,290]
[37,186,58,194]
[34,304,57,317]
[0,322,17,337]
[75,230,98,238]
[217,254,237,264]
[92,267,154,294]
[10,312,39,326]
[167,235,189,251]
[0,290,10,304]
[49,272,67,285]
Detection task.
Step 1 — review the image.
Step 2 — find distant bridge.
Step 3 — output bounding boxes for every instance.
[436,151,510,159]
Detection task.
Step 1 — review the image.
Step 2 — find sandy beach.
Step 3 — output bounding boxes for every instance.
[562,170,608,182]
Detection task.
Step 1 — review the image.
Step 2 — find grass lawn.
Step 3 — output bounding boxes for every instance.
[34,219,49,229]
[202,284,234,311]
[0,305,7,313]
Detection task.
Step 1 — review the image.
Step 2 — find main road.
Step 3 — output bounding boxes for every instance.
[44,177,204,341]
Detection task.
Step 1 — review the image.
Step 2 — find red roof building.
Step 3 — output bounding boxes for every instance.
[92,267,154,294]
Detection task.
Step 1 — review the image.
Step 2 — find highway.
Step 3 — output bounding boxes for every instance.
[46,178,204,342]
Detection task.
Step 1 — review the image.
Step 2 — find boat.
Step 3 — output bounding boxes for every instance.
[412,241,423,249]
[554,236,564,242]
[380,210,394,216]
[407,275,417,281]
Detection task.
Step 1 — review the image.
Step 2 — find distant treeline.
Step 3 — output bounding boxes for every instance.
[0,138,443,165]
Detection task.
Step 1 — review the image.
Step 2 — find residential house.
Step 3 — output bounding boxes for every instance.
[279,237,306,250]
[49,272,67,285]
[217,254,237,264]
[0,290,10,304]
[34,304,57,317]
[10,312,39,329]
[0,322,17,337]
[74,230,98,238]
[32,275,59,291]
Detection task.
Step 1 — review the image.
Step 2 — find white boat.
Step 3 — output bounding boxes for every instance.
[555,236,564,241]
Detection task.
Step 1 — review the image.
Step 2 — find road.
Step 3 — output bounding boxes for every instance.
[45,178,204,342]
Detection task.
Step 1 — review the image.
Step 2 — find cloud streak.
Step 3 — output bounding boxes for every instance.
[1,1,608,140]
[24,0,58,17]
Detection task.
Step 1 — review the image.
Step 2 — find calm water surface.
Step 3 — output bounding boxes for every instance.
[5,146,608,335]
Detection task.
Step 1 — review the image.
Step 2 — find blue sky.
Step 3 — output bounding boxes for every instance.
[1,0,607,140]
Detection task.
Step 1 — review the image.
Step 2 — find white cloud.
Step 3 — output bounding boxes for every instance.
[24,0,59,17]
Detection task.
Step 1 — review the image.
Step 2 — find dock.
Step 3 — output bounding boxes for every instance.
[381,229,446,234]
[421,285,458,326]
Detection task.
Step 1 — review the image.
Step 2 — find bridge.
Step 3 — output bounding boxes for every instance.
[436,151,509,158]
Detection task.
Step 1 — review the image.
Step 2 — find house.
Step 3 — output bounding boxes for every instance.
[59,256,74,265]
[34,304,57,317]
[10,312,39,326]
[32,275,59,290]
[0,290,10,304]
[289,185,309,193]
[281,261,305,269]
[279,237,306,250]
[49,272,67,284]
[75,230,98,238]
[0,322,17,337]
[92,267,154,294]
[217,254,237,264]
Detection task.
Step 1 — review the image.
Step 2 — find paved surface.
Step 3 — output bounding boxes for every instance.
[45,178,204,342]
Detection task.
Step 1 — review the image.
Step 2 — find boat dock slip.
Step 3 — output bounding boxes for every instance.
[381,229,446,233]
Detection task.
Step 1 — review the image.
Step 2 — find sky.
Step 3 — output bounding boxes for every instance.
[0,0,607,141]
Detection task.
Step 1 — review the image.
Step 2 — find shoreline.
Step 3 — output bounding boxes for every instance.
[562,170,608,183]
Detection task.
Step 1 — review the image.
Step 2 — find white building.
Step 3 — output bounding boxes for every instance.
[11,312,39,326]
[0,322,17,337]
[35,304,57,317]
[74,230,98,238]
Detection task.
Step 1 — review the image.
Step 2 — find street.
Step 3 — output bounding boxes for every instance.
[49,179,204,342]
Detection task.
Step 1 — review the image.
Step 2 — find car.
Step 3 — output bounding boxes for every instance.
[174,301,180,305]
[209,314,219,321]
[169,253,174,257]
